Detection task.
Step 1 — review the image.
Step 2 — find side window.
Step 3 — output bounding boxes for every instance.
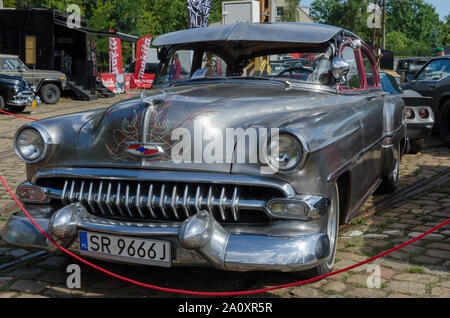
[416,59,450,81]
[157,50,194,84]
[200,52,227,78]
[361,50,377,87]
[341,46,362,89]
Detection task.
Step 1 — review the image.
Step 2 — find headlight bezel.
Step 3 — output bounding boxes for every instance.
[14,125,50,164]
[266,129,310,174]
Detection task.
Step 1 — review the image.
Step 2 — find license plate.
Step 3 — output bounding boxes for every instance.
[79,231,171,267]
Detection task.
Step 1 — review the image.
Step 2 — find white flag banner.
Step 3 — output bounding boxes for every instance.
[187,0,212,28]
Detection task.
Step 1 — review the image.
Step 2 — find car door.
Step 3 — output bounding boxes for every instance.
[410,58,450,98]
[340,41,384,219]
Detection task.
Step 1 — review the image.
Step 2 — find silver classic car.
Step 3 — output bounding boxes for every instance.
[4,23,406,275]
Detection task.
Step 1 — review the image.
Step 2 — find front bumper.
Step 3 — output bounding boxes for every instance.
[9,91,42,107]
[3,203,330,272]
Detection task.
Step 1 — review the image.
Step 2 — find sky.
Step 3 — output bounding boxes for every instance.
[299,0,450,21]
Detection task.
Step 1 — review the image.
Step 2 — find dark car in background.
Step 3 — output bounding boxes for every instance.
[380,71,434,153]
[396,57,430,83]
[0,74,41,112]
[0,54,66,104]
[401,55,450,145]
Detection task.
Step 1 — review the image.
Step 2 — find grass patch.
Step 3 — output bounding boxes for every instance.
[376,218,397,230]
[350,217,367,226]
[345,241,357,248]
[408,265,424,273]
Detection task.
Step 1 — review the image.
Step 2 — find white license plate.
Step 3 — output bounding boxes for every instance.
[79,231,171,267]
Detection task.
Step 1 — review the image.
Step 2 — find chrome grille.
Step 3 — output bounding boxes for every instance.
[45,178,285,223]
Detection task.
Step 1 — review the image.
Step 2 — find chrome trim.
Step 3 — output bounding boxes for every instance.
[3,204,331,271]
[32,168,295,197]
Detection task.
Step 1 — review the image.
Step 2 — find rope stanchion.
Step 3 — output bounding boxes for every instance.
[0,174,448,296]
[0,110,39,121]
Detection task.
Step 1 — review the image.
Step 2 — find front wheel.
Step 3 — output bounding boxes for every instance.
[310,183,340,276]
[439,100,450,146]
[40,83,61,104]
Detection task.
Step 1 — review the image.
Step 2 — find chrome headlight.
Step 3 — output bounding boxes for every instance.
[14,127,48,163]
[267,133,305,172]
[13,85,20,94]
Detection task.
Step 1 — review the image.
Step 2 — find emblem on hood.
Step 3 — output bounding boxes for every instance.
[125,142,165,157]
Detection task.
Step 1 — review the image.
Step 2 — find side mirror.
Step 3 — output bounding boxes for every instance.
[331,57,350,83]
[350,39,362,50]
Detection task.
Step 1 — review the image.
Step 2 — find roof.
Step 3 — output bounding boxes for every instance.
[152,22,346,47]
[398,57,430,61]
[0,54,19,58]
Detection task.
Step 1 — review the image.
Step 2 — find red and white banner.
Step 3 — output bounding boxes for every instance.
[109,32,123,75]
[131,73,155,88]
[135,36,152,80]
[100,73,131,94]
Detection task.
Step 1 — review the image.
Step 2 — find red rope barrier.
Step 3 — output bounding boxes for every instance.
[0,110,39,121]
[1,174,448,296]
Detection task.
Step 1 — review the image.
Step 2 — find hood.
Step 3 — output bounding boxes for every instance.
[26,69,66,79]
[0,74,27,86]
[73,81,354,173]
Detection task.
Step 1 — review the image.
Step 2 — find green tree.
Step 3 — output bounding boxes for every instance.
[280,0,301,22]
[310,0,371,39]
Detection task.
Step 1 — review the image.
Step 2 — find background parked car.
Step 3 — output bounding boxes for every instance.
[396,57,430,83]
[0,54,66,104]
[380,71,434,154]
[401,55,450,146]
[0,74,41,113]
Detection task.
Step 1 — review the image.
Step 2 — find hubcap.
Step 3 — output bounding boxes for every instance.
[326,187,339,267]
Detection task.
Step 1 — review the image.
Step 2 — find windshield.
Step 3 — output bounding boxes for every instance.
[154,46,334,86]
[0,58,28,71]
[416,59,450,81]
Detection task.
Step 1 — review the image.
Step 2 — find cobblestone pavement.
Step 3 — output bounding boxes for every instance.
[0,97,449,298]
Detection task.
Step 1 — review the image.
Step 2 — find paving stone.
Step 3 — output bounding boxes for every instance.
[408,232,445,240]
[382,230,402,236]
[386,281,426,295]
[0,292,19,298]
[426,249,450,259]
[430,287,450,298]
[347,287,386,298]
[6,267,44,279]
[343,230,364,237]
[37,269,69,285]
[9,249,28,258]
[9,280,47,293]
[439,281,450,288]
[387,293,413,298]
[336,252,366,262]
[43,285,84,297]
[363,233,389,239]
[413,256,443,265]
[393,273,440,284]
[0,276,14,288]
[37,256,69,268]
[290,286,320,298]
[15,293,49,298]
[323,281,346,293]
